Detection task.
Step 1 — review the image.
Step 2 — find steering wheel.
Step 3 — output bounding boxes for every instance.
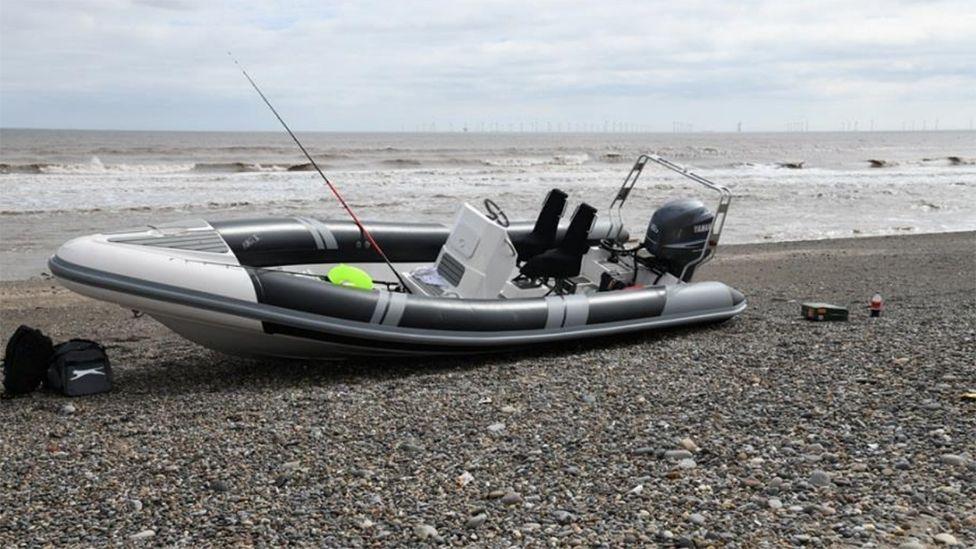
[483,198,510,227]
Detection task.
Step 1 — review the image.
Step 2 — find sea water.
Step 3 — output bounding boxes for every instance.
[1,129,974,280]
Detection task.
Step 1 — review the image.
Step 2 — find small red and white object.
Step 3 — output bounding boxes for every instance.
[869,293,884,317]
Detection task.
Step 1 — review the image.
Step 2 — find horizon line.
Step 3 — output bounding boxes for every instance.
[2,126,973,135]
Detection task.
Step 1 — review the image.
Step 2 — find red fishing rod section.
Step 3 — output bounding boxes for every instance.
[230,54,411,292]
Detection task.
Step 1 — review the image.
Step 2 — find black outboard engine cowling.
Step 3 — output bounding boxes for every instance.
[644,198,714,281]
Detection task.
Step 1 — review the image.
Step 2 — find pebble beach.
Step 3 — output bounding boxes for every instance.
[1,231,974,547]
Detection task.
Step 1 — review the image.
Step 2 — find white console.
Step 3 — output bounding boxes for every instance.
[425,203,517,299]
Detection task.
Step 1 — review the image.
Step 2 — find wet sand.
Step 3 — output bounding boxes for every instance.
[1,232,974,546]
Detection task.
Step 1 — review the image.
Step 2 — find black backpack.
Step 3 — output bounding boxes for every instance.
[47,339,112,397]
[2,325,55,395]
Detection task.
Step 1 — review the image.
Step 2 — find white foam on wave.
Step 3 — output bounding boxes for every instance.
[33,157,197,175]
[6,129,976,282]
[4,160,974,227]
[480,153,591,167]
[551,153,590,165]
[0,157,304,175]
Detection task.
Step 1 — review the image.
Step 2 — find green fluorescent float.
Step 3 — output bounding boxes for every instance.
[327,263,374,291]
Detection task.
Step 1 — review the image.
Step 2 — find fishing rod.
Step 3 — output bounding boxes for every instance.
[229,53,411,293]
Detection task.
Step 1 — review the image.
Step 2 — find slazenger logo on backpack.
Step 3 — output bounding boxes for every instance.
[70,367,106,381]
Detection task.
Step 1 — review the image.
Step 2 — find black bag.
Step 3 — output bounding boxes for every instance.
[47,339,112,397]
[3,325,55,395]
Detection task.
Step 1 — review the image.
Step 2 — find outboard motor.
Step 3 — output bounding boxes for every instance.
[644,198,714,281]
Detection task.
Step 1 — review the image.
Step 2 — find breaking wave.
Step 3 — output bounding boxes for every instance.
[0,196,333,216]
[0,202,249,216]
[479,153,591,167]
[600,152,630,163]
[381,158,423,166]
[190,162,289,173]
[3,152,973,176]
[870,157,975,168]
[925,156,976,166]
[868,159,897,168]
[0,158,326,175]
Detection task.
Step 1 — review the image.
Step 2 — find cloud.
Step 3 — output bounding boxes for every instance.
[1,0,974,130]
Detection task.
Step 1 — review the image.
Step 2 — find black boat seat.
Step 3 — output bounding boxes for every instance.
[519,203,597,280]
[514,188,568,263]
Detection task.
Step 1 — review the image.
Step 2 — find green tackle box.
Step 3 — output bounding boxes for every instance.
[801,302,849,321]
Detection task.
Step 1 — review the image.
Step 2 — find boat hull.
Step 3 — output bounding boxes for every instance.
[49,217,746,358]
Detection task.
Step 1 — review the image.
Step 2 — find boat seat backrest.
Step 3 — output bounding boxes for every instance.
[435,203,517,298]
[514,188,568,263]
[518,203,597,281]
[534,189,568,237]
[560,203,598,256]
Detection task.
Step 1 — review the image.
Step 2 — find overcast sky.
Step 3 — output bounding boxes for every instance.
[1,0,974,132]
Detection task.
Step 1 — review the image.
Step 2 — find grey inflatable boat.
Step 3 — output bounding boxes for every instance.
[50,155,745,358]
